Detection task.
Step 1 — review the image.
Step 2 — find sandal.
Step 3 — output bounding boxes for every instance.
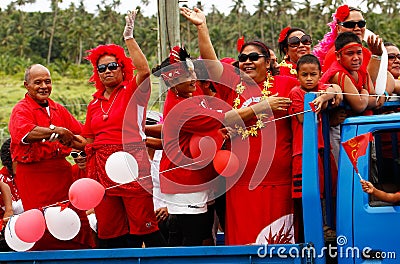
[323,225,336,241]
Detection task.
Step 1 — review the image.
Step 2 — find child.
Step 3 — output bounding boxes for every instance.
[320,32,384,167]
[361,180,400,203]
[321,31,383,114]
[288,54,341,242]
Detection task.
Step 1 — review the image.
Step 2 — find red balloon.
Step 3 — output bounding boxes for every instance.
[69,178,105,210]
[213,150,239,177]
[15,209,46,243]
[189,135,218,159]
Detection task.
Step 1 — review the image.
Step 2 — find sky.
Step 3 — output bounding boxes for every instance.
[0,0,262,17]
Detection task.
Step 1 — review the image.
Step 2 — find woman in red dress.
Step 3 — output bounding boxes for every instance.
[181,6,295,245]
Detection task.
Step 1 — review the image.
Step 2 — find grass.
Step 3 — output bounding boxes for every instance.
[0,72,163,141]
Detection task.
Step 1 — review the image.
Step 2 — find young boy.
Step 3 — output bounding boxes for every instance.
[288,54,341,242]
[321,31,383,113]
[361,180,400,203]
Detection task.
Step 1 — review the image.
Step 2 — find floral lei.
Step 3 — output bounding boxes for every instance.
[279,59,297,75]
[233,73,274,139]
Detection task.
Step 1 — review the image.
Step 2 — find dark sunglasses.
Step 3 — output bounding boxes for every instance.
[70,151,87,158]
[288,35,312,47]
[339,20,366,29]
[238,52,266,62]
[388,53,400,61]
[97,62,119,73]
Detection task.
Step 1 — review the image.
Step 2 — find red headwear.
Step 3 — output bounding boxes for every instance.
[335,5,350,22]
[161,46,194,82]
[237,36,245,53]
[278,26,291,43]
[85,44,134,91]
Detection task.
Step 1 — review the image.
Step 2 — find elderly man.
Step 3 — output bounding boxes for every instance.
[8,64,94,250]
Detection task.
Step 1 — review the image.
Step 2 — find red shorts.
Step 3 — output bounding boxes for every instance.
[95,188,159,239]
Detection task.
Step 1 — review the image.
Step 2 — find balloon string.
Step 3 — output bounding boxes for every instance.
[105,158,209,190]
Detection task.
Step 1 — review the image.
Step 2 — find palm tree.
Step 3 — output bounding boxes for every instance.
[47,0,62,64]
[254,0,267,41]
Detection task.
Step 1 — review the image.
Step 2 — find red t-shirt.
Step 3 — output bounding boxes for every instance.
[82,77,150,145]
[160,88,225,194]
[9,94,82,163]
[288,85,325,157]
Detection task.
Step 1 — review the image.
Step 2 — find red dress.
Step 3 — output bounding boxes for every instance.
[217,65,294,245]
[9,94,94,250]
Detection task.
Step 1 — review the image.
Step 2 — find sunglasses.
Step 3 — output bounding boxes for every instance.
[97,62,119,73]
[288,35,312,47]
[388,53,400,61]
[238,52,266,62]
[70,151,87,159]
[339,20,366,29]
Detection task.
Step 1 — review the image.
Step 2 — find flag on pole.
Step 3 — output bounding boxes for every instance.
[341,132,373,174]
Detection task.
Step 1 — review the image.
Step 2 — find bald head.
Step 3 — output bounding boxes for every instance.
[24,64,50,83]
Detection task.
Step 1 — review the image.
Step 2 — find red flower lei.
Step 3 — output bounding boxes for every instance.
[335,5,350,22]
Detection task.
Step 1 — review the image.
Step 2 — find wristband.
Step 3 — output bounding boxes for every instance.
[371,54,381,60]
[384,90,389,101]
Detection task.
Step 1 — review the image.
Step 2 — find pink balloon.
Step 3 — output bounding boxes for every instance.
[69,178,105,210]
[213,150,239,177]
[15,209,46,243]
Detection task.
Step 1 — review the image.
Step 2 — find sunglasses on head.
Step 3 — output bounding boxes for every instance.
[288,35,312,47]
[388,53,400,61]
[97,62,119,73]
[238,52,266,62]
[339,20,366,29]
[70,151,87,159]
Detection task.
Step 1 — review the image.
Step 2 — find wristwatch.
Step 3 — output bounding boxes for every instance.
[49,124,56,130]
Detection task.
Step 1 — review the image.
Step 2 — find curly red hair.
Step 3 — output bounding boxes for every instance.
[85,44,134,91]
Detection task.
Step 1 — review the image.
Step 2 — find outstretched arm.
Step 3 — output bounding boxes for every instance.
[361,179,400,203]
[180,7,223,81]
[124,10,151,90]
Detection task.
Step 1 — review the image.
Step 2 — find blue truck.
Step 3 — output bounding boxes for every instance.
[0,93,398,263]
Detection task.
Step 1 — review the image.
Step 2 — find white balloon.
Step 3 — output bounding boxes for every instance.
[105,151,139,184]
[5,215,35,252]
[44,206,81,241]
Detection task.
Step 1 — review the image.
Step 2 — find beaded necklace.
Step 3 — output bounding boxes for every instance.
[233,74,274,139]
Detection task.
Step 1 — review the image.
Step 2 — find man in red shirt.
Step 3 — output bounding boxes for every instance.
[8,64,94,250]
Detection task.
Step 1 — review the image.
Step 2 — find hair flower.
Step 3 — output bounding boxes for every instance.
[335,5,350,22]
[278,26,291,43]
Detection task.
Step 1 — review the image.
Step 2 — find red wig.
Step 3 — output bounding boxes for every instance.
[85,44,134,91]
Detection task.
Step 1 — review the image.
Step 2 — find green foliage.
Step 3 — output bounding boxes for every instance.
[0,0,399,142]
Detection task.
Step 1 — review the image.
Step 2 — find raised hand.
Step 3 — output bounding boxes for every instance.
[367,35,383,56]
[180,7,206,26]
[123,9,137,40]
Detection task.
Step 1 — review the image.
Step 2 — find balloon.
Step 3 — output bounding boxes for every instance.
[213,150,239,177]
[189,135,219,159]
[105,151,139,184]
[45,206,81,241]
[5,215,35,252]
[14,209,46,243]
[69,178,105,210]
